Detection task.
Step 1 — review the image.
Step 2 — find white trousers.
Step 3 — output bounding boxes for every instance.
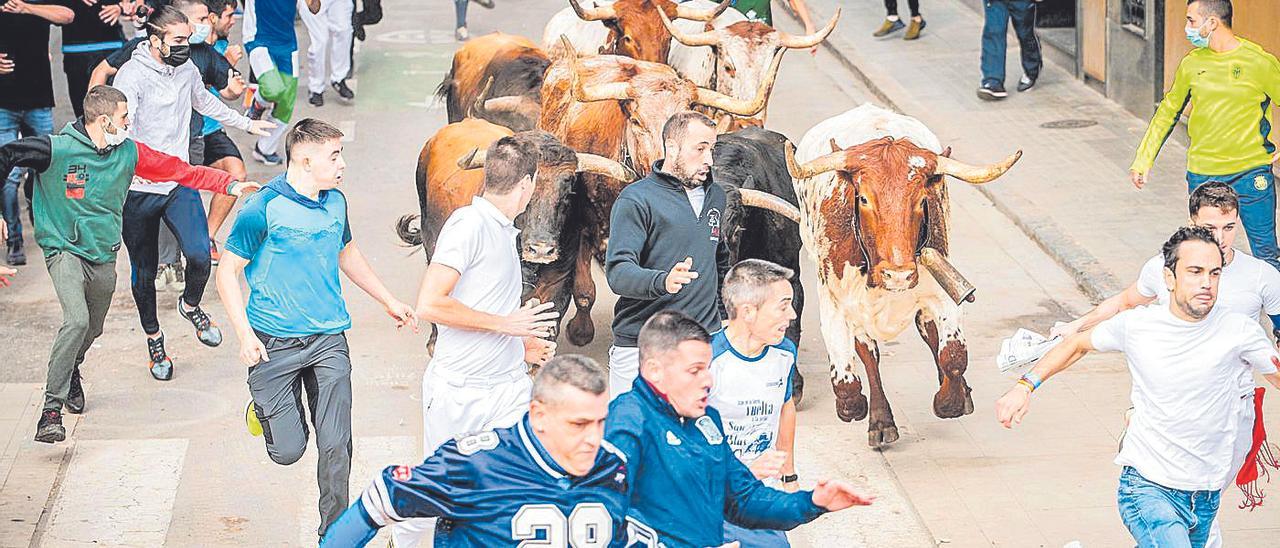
[608,345,640,399]
[390,366,532,548]
[298,0,354,94]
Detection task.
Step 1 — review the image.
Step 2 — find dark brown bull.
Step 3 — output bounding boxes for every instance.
[435,33,550,131]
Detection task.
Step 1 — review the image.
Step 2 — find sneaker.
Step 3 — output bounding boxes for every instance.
[66,367,85,414]
[253,145,283,166]
[309,92,324,107]
[872,18,905,37]
[155,263,173,291]
[210,240,220,266]
[472,0,495,8]
[331,80,355,101]
[455,26,470,42]
[171,262,186,291]
[977,82,1008,101]
[904,18,926,40]
[6,240,26,266]
[34,409,66,444]
[147,333,174,381]
[178,299,223,347]
[245,400,263,437]
[245,100,268,121]
[1017,74,1037,92]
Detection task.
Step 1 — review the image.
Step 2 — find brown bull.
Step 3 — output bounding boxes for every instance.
[436,33,550,131]
[566,0,731,62]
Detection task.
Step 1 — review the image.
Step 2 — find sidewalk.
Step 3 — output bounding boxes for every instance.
[786,0,1201,302]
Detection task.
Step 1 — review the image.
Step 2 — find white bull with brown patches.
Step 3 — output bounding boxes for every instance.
[783,104,1021,446]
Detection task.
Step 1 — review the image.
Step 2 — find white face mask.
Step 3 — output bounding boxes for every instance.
[103,120,129,147]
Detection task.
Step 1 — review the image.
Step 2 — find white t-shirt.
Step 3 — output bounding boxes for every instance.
[428,196,526,377]
[685,185,706,217]
[1091,305,1278,491]
[1135,251,1280,395]
[708,331,796,464]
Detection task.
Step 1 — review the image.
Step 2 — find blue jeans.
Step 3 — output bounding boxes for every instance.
[1117,467,1220,548]
[723,521,790,547]
[980,0,1043,86]
[0,107,54,245]
[1187,165,1280,271]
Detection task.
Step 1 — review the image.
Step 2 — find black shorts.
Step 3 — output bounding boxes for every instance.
[201,129,243,166]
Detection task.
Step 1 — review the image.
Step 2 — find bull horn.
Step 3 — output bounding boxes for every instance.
[778,7,841,49]
[674,0,731,21]
[562,35,631,103]
[694,47,785,116]
[457,147,484,170]
[934,149,1023,184]
[918,248,977,304]
[470,76,495,117]
[783,140,848,180]
[657,6,719,47]
[484,95,542,121]
[568,0,615,21]
[576,153,638,181]
[739,188,801,223]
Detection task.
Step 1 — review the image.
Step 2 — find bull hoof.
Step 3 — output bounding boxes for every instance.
[932,386,973,419]
[867,424,900,447]
[835,392,868,423]
[565,313,595,347]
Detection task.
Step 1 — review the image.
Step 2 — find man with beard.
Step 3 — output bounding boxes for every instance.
[996,226,1280,547]
[605,111,730,397]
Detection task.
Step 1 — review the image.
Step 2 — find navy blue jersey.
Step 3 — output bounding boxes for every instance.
[322,414,630,547]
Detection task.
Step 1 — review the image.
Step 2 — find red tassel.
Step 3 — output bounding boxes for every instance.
[1235,387,1279,511]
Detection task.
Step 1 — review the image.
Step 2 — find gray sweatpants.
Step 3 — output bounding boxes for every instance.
[247,331,352,536]
[44,252,116,412]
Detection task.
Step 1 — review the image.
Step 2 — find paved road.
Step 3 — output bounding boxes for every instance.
[4,1,1272,547]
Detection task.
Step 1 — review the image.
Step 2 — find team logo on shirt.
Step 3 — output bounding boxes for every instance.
[707,208,721,242]
[1255,175,1269,191]
[392,465,412,482]
[665,431,682,446]
[1232,64,1243,79]
[64,164,88,199]
[694,416,724,445]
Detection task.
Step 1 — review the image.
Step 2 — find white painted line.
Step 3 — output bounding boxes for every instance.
[43,439,188,546]
[297,435,418,547]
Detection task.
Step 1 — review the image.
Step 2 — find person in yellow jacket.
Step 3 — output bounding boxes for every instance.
[1131,0,1280,270]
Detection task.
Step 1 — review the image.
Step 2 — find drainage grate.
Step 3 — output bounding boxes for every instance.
[1040,119,1098,129]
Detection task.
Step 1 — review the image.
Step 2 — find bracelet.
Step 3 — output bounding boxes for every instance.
[1017,379,1036,392]
[780,474,799,483]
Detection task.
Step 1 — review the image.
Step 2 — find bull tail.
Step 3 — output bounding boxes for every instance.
[396,214,424,247]
[436,65,463,123]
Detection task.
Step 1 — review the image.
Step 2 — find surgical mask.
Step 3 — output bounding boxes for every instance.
[189,23,211,44]
[103,120,129,147]
[1186,21,1212,48]
[161,43,191,67]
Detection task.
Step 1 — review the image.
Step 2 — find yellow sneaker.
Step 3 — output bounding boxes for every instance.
[246,400,263,437]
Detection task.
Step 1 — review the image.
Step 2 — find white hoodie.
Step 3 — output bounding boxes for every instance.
[113,41,253,195]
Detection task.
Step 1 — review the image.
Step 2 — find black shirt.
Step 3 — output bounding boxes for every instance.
[0,1,71,110]
[63,0,126,48]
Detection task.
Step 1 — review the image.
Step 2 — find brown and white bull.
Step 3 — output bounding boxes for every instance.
[435,33,550,132]
[542,0,741,64]
[784,104,1021,446]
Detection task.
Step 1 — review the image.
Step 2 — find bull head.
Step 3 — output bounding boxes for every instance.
[569,0,732,62]
[471,76,542,131]
[785,139,1020,291]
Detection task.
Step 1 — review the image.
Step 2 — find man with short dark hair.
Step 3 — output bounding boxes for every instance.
[216,117,416,540]
[320,354,631,547]
[400,134,559,547]
[0,85,256,443]
[605,111,731,397]
[1131,0,1280,271]
[998,226,1280,548]
[606,310,873,547]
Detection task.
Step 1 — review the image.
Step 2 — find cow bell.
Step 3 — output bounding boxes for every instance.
[918,248,976,305]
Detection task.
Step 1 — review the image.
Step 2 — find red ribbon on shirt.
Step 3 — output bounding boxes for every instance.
[1236,387,1279,510]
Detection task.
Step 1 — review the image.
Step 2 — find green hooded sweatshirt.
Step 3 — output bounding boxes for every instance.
[33,122,139,264]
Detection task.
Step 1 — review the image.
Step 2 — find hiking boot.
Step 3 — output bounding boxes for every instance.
[332,80,355,101]
[455,26,470,42]
[246,400,263,437]
[977,82,1008,101]
[178,299,223,347]
[66,368,85,414]
[904,18,926,40]
[7,240,26,266]
[34,409,66,443]
[872,18,904,37]
[309,92,324,107]
[210,240,221,266]
[253,145,283,166]
[1017,74,1037,92]
[148,333,174,381]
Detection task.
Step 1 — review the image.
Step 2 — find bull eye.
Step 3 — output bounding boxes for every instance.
[857,194,869,206]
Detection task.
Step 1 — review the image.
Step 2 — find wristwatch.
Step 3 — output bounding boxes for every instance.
[780,473,799,483]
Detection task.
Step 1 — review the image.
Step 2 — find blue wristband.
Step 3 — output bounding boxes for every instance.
[1020,371,1043,391]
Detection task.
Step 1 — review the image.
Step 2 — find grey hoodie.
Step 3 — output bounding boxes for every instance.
[112,41,252,195]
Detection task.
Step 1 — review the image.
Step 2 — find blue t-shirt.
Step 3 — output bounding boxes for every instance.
[200,39,230,137]
[225,175,353,338]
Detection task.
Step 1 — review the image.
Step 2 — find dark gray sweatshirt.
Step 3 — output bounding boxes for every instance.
[605,162,731,347]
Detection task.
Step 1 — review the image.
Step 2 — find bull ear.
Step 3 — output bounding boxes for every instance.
[940,146,952,158]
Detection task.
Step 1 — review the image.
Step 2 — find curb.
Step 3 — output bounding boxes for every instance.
[779,4,1122,303]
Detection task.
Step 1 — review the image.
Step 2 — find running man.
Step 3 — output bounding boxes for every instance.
[299,0,355,107]
[1130,0,1280,270]
[998,226,1280,548]
[215,118,416,539]
[0,85,256,443]
[243,0,322,165]
[320,355,629,547]
[399,134,558,547]
[712,259,802,547]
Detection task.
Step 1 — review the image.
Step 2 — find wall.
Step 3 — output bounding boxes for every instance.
[1164,0,1280,89]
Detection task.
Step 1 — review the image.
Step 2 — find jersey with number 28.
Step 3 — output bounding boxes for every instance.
[352,414,630,547]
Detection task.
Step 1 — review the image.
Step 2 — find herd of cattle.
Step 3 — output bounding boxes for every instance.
[396,0,1024,446]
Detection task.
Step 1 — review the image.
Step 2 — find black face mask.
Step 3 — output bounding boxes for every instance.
[161,43,191,67]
